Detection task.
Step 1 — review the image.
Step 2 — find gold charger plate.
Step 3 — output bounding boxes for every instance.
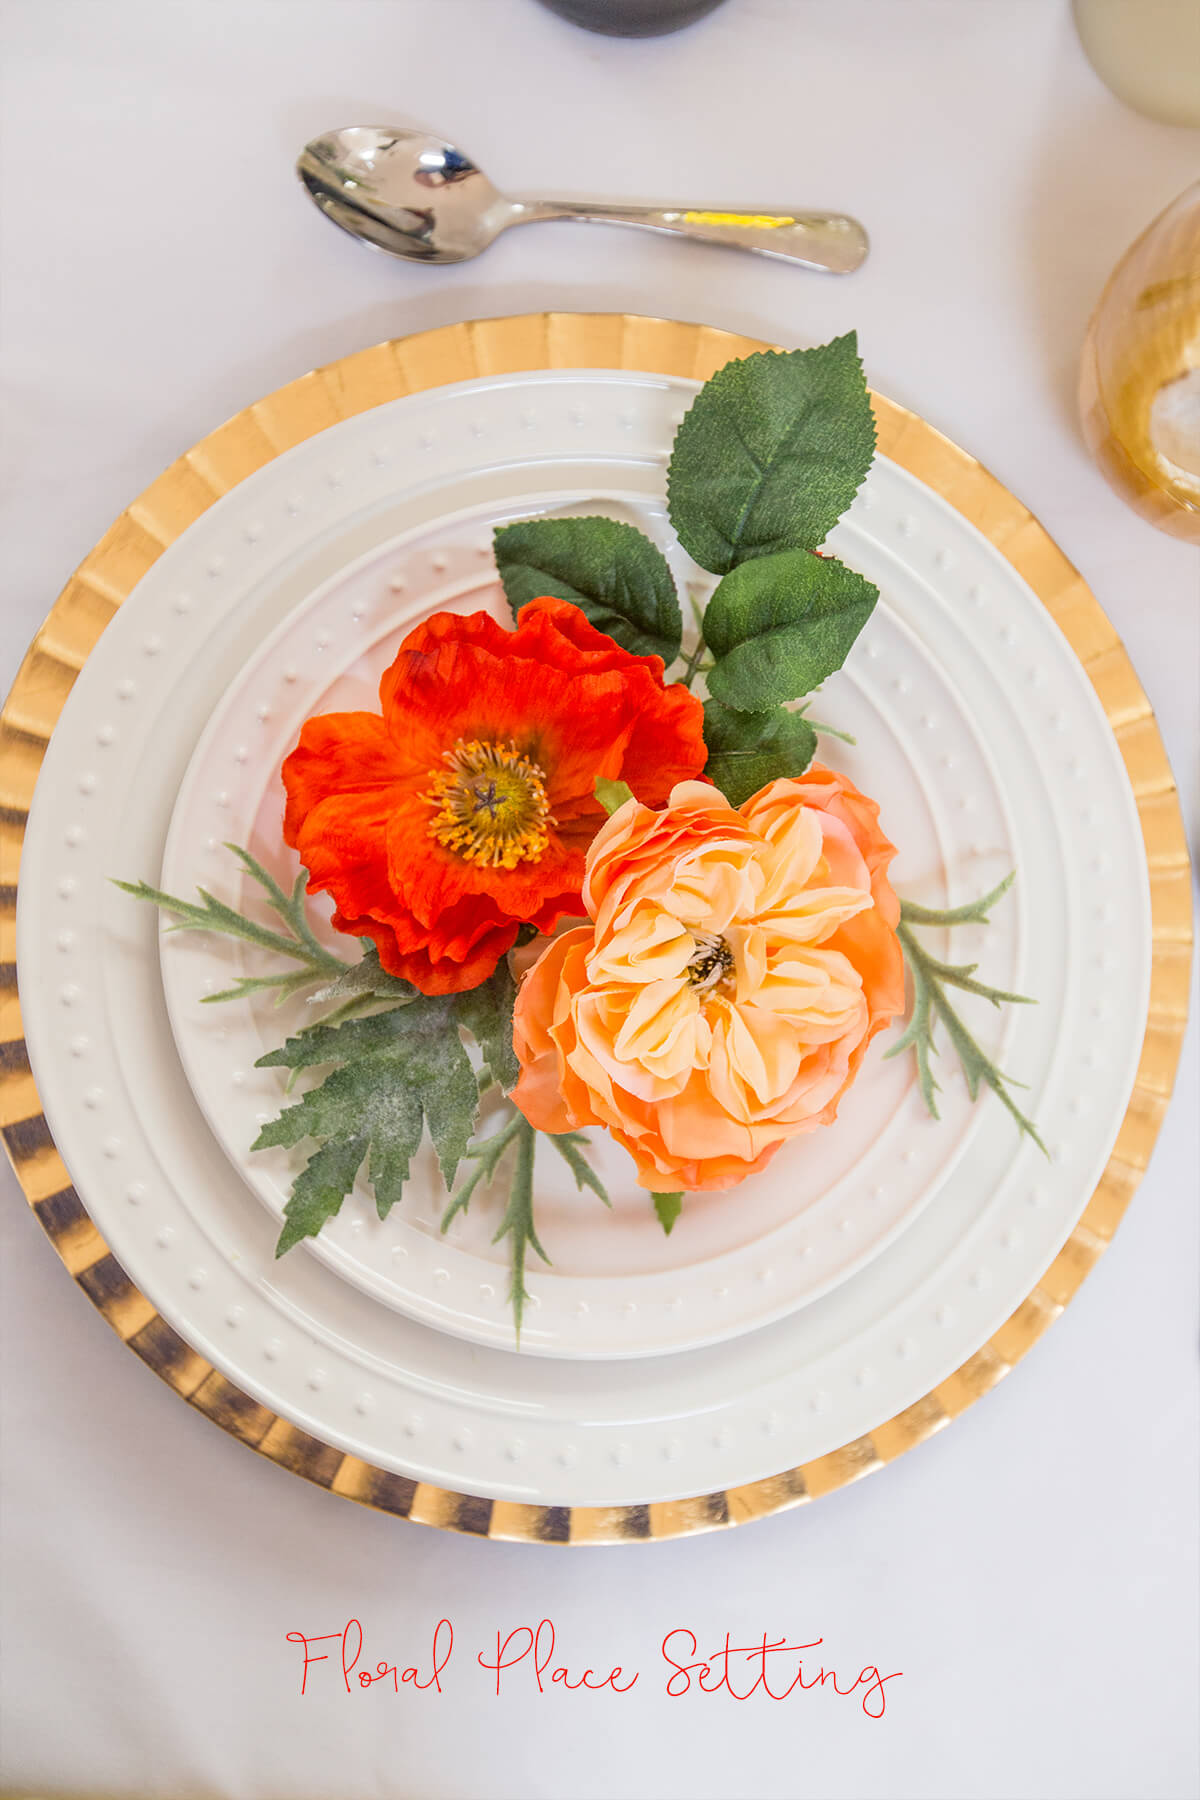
[0,313,1191,1544]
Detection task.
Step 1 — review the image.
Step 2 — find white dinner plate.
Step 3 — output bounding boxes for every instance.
[162,491,1000,1359]
[16,362,1151,1506]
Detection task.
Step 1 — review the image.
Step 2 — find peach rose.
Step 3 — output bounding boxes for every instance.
[510,767,904,1192]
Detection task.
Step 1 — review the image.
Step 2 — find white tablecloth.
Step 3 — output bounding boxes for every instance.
[2,4,1197,1796]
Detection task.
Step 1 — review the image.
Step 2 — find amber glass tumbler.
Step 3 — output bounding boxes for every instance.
[1080,182,1200,544]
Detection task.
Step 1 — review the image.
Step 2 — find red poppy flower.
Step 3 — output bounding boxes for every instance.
[281,598,708,993]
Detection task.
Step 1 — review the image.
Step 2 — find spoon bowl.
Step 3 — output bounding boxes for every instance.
[297,127,522,263]
[298,124,868,274]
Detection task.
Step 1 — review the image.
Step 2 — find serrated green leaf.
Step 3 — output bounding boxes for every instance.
[653,1192,683,1235]
[666,335,876,574]
[702,700,817,806]
[274,1135,370,1256]
[308,945,416,1006]
[255,996,479,1253]
[453,962,520,1092]
[493,516,682,663]
[704,550,878,710]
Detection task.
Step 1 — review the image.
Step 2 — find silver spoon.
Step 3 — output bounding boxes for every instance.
[297,125,868,274]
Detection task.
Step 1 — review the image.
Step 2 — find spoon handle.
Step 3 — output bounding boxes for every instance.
[514,199,868,274]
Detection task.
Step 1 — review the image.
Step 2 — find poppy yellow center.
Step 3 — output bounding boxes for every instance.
[425,738,552,870]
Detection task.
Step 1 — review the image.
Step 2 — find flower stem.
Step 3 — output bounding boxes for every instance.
[679,633,708,689]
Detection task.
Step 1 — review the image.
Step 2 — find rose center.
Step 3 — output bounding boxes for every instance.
[686,931,734,995]
[425,738,552,870]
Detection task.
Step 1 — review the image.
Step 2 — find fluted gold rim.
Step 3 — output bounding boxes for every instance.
[1,313,1191,1543]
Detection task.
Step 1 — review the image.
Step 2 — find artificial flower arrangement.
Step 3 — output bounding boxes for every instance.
[123,334,1042,1337]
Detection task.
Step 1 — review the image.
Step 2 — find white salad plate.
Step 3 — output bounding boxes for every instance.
[15,355,1151,1507]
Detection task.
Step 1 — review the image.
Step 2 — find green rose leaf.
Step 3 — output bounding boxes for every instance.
[666,334,876,574]
[493,516,682,663]
[704,549,878,711]
[702,700,817,807]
